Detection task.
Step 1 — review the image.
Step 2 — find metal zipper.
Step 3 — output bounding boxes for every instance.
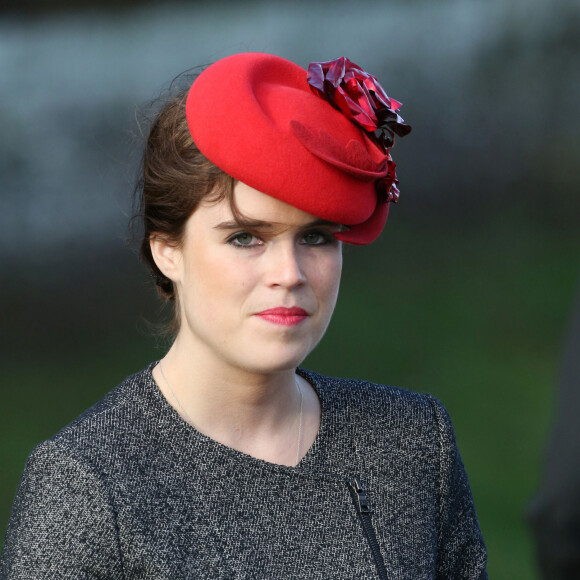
[347,477,389,580]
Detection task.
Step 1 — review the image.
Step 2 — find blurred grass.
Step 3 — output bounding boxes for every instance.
[1,212,578,578]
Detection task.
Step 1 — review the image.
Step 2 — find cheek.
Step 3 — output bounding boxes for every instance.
[183,251,256,307]
[312,253,342,301]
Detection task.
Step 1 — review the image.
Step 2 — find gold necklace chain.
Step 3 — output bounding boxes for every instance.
[158,363,304,467]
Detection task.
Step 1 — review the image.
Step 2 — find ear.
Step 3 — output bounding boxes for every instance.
[149,234,183,282]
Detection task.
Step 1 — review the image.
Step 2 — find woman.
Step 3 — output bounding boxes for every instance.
[1,53,487,578]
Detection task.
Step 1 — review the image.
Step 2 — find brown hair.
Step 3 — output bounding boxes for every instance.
[134,78,235,327]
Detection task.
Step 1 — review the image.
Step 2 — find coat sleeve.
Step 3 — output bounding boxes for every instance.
[0,439,124,579]
[427,396,488,580]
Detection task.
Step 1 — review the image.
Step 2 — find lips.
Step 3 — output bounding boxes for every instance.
[255,307,309,326]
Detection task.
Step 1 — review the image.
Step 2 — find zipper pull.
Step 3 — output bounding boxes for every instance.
[347,478,389,579]
[349,477,372,514]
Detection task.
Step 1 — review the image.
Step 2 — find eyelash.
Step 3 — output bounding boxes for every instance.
[300,231,335,246]
[227,232,262,248]
[226,230,336,249]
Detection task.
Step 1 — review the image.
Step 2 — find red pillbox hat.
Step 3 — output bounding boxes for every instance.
[186,53,410,244]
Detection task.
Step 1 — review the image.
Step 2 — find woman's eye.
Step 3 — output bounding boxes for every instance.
[301,231,332,246]
[228,232,262,248]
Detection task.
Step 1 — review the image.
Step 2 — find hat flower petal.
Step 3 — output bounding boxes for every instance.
[307,57,411,151]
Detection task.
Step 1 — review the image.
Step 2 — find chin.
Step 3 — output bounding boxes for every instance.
[235,345,313,375]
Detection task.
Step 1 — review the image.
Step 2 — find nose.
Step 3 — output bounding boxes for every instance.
[264,243,307,289]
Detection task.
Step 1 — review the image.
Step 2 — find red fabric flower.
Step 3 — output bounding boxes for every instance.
[375,153,399,204]
[307,57,411,151]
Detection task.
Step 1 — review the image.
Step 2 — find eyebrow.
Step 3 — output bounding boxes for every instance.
[213,218,339,231]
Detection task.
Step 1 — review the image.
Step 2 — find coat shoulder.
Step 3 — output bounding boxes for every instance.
[299,367,445,429]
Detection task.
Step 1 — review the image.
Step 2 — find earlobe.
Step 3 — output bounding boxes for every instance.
[149,235,182,282]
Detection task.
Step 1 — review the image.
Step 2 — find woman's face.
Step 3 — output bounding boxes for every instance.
[162,181,343,375]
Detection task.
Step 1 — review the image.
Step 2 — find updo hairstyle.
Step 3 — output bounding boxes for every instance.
[135,81,235,302]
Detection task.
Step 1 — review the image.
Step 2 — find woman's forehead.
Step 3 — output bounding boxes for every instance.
[201,182,340,230]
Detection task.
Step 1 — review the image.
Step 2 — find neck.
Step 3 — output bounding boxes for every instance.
[153,333,307,465]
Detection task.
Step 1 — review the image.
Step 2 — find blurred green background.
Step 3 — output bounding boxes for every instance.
[1,0,579,577]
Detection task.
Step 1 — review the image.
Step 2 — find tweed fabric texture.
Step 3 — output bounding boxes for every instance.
[1,365,487,579]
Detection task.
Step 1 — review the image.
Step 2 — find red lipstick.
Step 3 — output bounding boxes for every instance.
[255,307,308,326]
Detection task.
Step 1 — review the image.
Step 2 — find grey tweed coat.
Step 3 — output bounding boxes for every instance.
[1,365,487,579]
